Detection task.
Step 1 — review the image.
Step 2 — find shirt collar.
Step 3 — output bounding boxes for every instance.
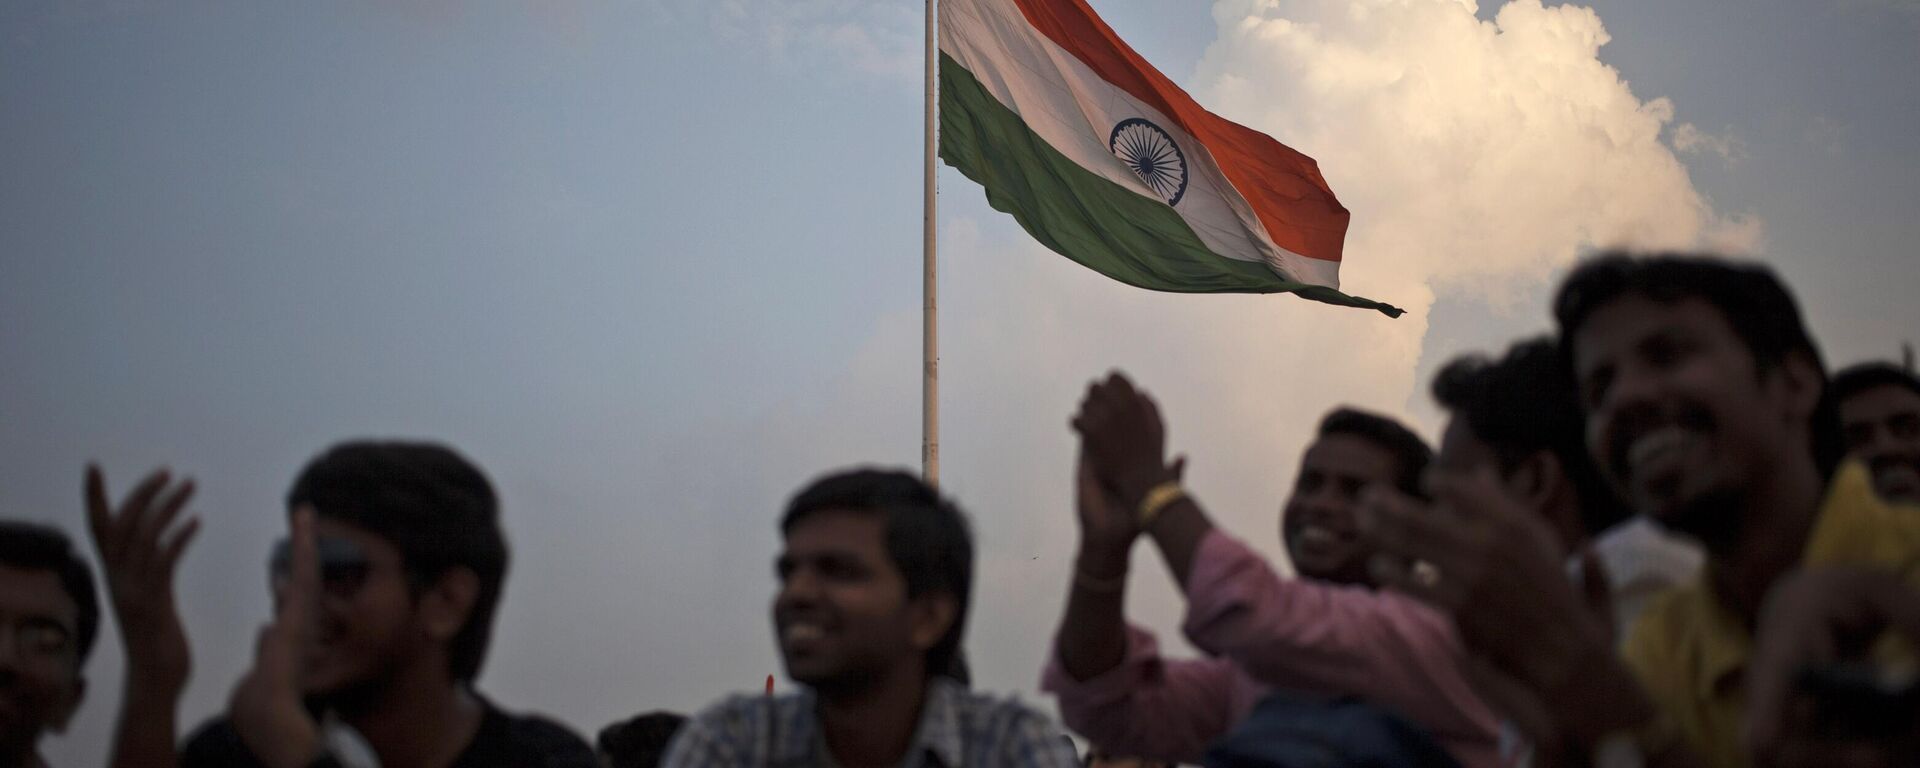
[770,677,968,768]
[1689,461,1891,697]
[915,678,968,768]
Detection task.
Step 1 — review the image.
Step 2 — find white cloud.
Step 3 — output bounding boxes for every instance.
[1193,0,1760,305]
[1673,122,1750,164]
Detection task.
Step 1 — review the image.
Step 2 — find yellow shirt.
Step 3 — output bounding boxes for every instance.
[1620,462,1920,768]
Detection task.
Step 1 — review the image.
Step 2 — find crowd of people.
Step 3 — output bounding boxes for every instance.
[3,250,1918,768]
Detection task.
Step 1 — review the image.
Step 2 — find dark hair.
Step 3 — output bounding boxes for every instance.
[1831,362,1920,406]
[286,441,508,682]
[597,711,687,768]
[0,521,99,666]
[943,648,972,687]
[1316,408,1432,497]
[1432,337,1630,535]
[1553,252,1842,476]
[780,468,973,679]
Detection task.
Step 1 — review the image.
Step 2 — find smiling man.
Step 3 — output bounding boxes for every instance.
[1554,254,1920,767]
[1831,362,1920,506]
[147,441,598,768]
[0,522,96,768]
[665,469,1077,768]
[1349,255,1920,768]
[1282,410,1435,586]
[1427,337,1701,639]
[1044,379,1509,767]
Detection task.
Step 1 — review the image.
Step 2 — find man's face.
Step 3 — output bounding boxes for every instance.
[273,517,425,697]
[1571,295,1812,539]
[1282,433,1402,584]
[0,565,84,753]
[773,509,930,691]
[1839,384,1920,505]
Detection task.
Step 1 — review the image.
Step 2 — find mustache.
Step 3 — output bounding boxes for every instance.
[1607,401,1716,476]
[1868,452,1920,470]
[1867,453,1920,485]
[774,605,839,630]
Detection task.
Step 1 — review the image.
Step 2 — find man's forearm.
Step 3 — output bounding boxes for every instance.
[108,676,181,768]
[1056,542,1133,681]
[1147,497,1213,590]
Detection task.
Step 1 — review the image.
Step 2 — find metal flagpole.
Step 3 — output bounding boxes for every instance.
[922,0,940,484]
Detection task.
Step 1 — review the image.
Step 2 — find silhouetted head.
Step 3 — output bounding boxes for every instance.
[1432,335,1630,549]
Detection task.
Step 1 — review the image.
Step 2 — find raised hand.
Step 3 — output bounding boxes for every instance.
[1074,453,1136,552]
[85,465,200,693]
[1744,566,1920,768]
[1071,372,1177,511]
[1358,469,1651,748]
[229,506,322,768]
[1359,469,1599,680]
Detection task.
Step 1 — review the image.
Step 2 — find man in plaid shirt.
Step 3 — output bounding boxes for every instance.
[664,469,1079,768]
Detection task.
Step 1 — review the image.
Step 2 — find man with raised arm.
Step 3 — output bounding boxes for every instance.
[90,442,596,768]
[1045,377,1506,767]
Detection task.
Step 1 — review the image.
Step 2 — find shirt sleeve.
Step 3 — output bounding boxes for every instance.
[1179,528,1502,744]
[996,705,1096,768]
[1039,623,1245,764]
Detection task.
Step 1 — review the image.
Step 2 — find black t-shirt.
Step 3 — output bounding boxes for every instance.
[180,699,596,768]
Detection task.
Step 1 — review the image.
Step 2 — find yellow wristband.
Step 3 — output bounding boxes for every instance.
[1073,568,1126,594]
[1136,481,1186,528]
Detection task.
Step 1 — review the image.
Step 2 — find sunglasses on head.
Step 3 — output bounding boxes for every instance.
[268,535,373,599]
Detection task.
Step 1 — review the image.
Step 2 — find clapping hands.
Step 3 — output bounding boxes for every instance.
[1071,372,1182,517]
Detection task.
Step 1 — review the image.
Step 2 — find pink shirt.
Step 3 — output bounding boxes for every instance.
[1042,529,1507,767]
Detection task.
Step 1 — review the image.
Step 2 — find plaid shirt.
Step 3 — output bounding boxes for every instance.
[663,678,1080,768]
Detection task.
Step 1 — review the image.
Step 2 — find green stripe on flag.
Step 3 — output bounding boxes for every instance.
[938,53,1402,316]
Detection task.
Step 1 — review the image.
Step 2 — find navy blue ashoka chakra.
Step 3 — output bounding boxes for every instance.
[1108,117,1189,207]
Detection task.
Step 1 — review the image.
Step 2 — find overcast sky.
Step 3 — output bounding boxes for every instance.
[3,0,1916,763]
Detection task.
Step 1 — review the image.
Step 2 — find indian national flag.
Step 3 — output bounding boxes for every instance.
[939,0,1401,316]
